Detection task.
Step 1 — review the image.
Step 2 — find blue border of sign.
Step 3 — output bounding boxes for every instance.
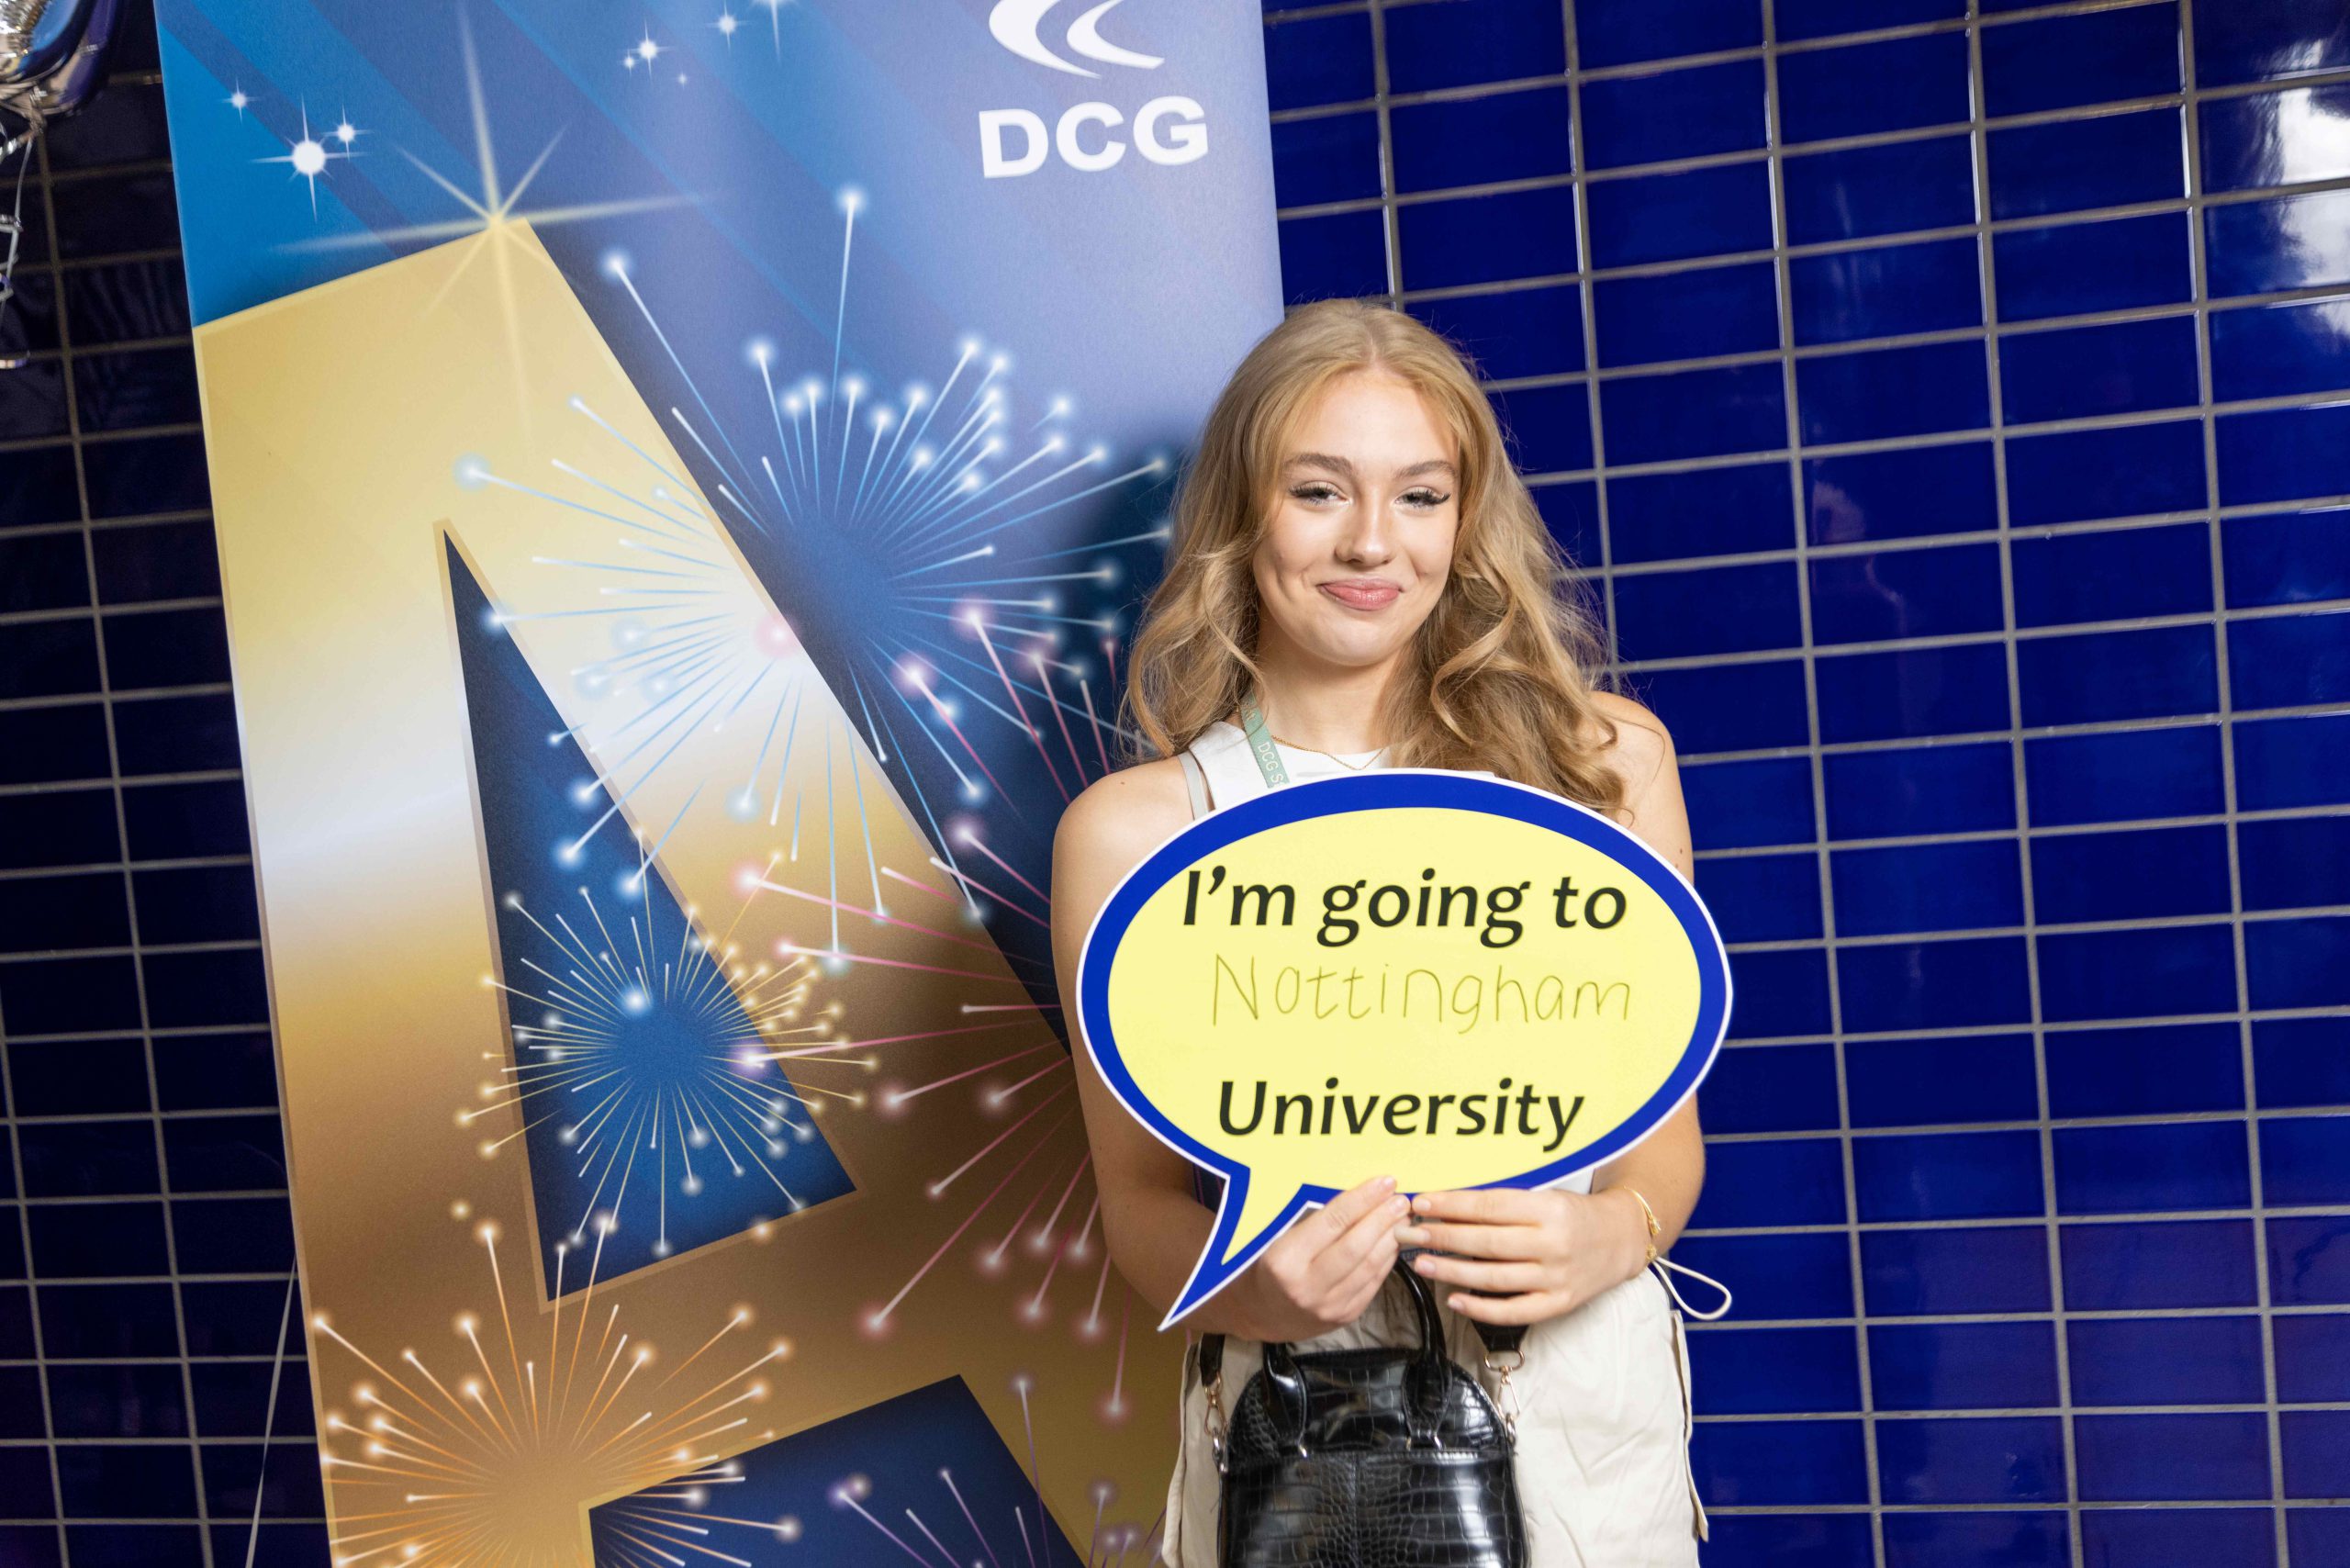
[1074,767,1734,1326]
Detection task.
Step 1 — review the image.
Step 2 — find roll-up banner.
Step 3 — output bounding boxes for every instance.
[151,3,1283,1560]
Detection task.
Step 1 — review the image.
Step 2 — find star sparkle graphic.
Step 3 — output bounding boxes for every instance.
[260,101,352,216]
[277,10,697,434]
[752,0,796,57]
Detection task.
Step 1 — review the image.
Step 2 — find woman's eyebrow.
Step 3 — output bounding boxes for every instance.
[1283,453,1457,479]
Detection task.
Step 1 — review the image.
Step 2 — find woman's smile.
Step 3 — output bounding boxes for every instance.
[1319,577,1401,610]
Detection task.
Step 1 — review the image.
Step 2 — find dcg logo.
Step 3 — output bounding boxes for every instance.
[980,0,1208,178]
[979,97,1208,178]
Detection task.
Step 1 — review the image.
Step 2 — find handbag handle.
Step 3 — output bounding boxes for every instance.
[1200,1255,1523,1455]
[1198,1253,1527,1389]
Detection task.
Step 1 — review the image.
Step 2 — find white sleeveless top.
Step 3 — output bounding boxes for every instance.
[1156,721,1708,1568]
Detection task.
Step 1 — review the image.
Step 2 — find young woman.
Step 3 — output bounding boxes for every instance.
[1049,298,1711,1565]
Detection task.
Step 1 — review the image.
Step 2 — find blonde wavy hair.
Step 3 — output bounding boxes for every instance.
[1120,297,1630,819]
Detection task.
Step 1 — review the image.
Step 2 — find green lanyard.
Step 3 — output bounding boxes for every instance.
[1236,689,1290,788]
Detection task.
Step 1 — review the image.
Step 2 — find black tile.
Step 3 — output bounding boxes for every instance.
[0,788,120,868]
[0,701,112,784]
[0,616,102,699]
[121,779,249,860]
[0,530,92,611]
[55,1442,199,1518]
[36,1282,180,1357]
[0,1283,35,1357]
[91,519,220,603]
[6,1037,151,1116]
[188,1359,315,1439]
[83,431,208,519]
[0,267,62,357]
[0,442,81,530]
[73,346,201,433]
[209,1522,330,1568]
[140,946,266,1029]
[162,1114,286,1193]
[0,869,131,952]
[50,172,183,260]
[130,863,258,945]
[103,604,230,690]
[112,691,241,775]
[46,1362,190,1439]
[153,1032,278,1113]
[0,953,141,1035]
[182,1278,304,1357]
[201,1436,324,1520]
[19,1122,162,1198]
[64,256,192,347]
[113,0,161,73]
[28,1199,169,1277]
[0,355,70,439]
[170,1195,294,1274]
[64,1526,205,1568]
[43,83,174,171]
[0,1365,43,1439]
[0,1447,57,1518]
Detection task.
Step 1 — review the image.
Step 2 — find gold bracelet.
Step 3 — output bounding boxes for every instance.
[1619,1186,1662,1267]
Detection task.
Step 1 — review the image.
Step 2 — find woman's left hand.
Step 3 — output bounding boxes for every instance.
[1395,1186,1649,1327]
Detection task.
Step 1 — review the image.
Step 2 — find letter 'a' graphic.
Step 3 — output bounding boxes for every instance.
[196,228,1170,1562]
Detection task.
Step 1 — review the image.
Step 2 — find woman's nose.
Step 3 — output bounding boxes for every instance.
[1338,497,1396,563]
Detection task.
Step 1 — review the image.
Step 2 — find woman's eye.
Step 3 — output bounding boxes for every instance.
[1404,489,1450,509]
[1292,484,1341,503]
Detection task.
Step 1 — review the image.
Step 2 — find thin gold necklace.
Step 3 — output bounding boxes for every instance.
[1262,725,1388,770]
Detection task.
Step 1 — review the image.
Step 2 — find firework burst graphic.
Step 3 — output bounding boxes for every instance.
[461,865,864,1269]
[312,1212,795,1568]
[477,184,1168,969]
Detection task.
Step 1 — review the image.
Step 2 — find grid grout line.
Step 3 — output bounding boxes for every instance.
[2174,1,2294,1558]
[1954,0,2094,1550]
[36,116,225,1568]
[1751,1,1886,1559]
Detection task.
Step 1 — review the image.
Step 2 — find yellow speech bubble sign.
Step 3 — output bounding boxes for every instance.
[1076,769,1733,1326]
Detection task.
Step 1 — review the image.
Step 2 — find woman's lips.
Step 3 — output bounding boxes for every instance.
[1320,579,1400,610]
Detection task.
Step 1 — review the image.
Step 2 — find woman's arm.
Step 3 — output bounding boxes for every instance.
[1586,695,1707,1250]
[1052,765,1410,1342]
[1398,694,1709,1325]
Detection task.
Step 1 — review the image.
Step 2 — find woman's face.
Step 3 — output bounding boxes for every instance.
[1251,369,1461,678]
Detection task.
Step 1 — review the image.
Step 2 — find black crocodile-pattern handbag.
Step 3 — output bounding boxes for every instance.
[1198,1256,1528,1568]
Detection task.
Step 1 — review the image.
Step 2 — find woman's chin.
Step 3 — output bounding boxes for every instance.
[1293,634,1412,672]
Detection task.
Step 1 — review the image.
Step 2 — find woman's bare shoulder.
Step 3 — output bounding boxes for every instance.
[1053,756,1195,889]
[1581,689,1676,796]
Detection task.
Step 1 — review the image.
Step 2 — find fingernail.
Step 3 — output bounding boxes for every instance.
[1412,1195,1432,1213]
[1387,1196,1410,1217]
[1377,1176,1397,1193]
[1413,1256,1433,1273]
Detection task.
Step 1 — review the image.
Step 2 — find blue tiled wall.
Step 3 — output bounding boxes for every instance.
[3,0,2347,1562]
[1269,0,2350,1562]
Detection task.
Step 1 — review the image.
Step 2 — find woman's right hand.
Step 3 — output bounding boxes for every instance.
[1237,1174,1412,1341]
